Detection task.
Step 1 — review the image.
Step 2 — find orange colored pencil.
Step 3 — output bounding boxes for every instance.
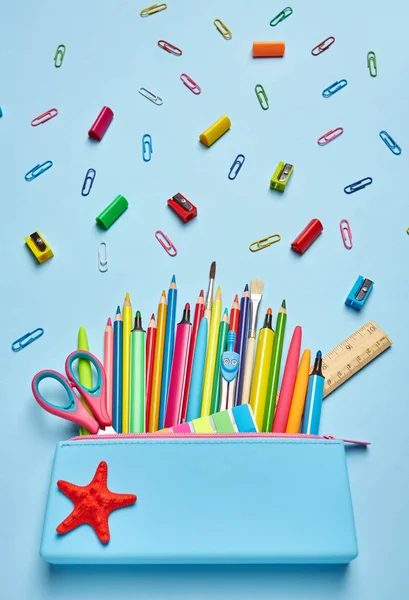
[145,313,157,429]
[181,290,204,421]
[148,291,167,432]
[229,294,240,351]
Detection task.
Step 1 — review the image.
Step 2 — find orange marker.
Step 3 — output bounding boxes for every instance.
[252,42,285,58]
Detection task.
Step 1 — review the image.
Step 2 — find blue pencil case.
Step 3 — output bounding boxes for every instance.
[40,433,364,564]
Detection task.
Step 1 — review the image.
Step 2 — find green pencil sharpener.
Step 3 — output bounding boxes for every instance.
[270,161,294,192]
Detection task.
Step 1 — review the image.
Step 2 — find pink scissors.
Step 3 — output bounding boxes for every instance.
[32,350,111,434]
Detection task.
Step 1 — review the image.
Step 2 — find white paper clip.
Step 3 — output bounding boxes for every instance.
[98,242,108,272]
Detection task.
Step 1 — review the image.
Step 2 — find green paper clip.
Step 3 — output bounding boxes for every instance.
[367,51,377,77]
[270,7,293,27]
[255,84,269,110]
[270,161,294,192]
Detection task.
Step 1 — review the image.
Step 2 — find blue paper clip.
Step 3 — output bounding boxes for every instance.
[142,134,153,162]
[344,177,373,194]
[25,161,53,181]
[379,130,402,155]
[81,168,96,196]
[322,79,348,98]
[11,328,44,352]
[228,154,245,180]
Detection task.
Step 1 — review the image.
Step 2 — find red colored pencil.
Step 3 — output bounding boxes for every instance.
[229,294,240,351]
[181,290,205,421]
[145,313,157,428]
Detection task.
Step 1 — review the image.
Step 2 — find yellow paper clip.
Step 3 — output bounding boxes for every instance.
[214,18,232,40]
[140,3,167,17]
[249,234,281,252]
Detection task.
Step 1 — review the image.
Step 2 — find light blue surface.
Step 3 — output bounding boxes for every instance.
[1,0,409,596]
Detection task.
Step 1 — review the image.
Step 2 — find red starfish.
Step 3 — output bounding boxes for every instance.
[56,460,136,544]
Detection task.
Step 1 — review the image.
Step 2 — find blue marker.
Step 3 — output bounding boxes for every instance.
[159,275,178,429]
[301,351,325,435]
[186,317,208,422]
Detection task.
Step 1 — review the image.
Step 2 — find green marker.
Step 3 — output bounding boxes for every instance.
[210,308,229,414]
[129,311,146,433]
[78,326,93,436]
[263,300,287,432]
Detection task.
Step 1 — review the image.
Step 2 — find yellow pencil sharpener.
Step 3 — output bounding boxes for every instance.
[25,231,54,263]
[270,161,294,192]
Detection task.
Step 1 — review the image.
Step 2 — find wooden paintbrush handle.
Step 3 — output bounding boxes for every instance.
[241,337,255,405]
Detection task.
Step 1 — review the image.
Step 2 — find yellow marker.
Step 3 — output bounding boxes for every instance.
[199,115,231,147]
[122,292,132,433]
[249,309,275,431]
[149,291,168,432]
[286,349,311,433]
[201,286,222,416]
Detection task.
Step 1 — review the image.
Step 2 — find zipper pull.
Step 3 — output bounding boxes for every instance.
[323,434,371,446]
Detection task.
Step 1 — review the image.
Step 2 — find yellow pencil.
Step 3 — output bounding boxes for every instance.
[122,292,132,433]
[149,291,168,432]
[201,286,222,416]
[249,308,275,431]
[286,349,311,433]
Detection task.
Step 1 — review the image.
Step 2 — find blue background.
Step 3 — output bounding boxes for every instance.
[1,0,408,598]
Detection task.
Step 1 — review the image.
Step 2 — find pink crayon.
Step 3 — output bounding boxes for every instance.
[272,326,302,433]
[104,318,114,421]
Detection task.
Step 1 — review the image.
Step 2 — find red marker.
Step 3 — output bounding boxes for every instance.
[145,314,157,428]
[181,291,204,421]
[272,326,302,432]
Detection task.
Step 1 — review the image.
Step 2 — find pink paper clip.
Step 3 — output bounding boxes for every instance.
[340,219,353,249]
[31,108,58,127]
[158,40,182,56]
[317,126,344,146]
[180,73,201,95]
[155,230,178,257]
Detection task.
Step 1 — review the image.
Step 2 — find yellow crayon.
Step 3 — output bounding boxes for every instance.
[249,309,275,431]
[286,349,311,433]
[149,292,168,432]
[122,292,132,433]
[201,286,222,416]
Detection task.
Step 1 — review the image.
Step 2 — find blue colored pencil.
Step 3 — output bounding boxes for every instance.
[159,275,178,429]
[186,316,208,421]
[234,284,250,405]
[113,306,123,433]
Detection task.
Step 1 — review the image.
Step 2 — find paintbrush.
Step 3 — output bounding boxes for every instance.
[204,261,216,321]
[240,279,264,404]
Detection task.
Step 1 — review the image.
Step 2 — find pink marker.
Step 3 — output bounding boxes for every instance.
[164,304,192,428]
[272,326,302,432]
[104,318,114,420]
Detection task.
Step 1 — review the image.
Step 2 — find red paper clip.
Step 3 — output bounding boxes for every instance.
[340,219,353,249]
[158,40,182,56]
[317,127,344,146]
[311,36,335,56]
[167,192,197,223]
[180,73,201,95]
[31,108,58,127]
[155,231,177,257]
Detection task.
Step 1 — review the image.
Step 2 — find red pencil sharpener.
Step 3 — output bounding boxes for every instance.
[167,193,197,223]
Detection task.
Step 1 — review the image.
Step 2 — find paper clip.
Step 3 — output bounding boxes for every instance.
[158,40,182,56]
[344,177,372,194]
[11,328,44,352]
[255,84,269,110]
[214,18,232,40]
[311,36,335,56]
[317,127,344,146]
[180,73,201,95]
[379,130,401,155]
[228,154,245,180]
[155,230,177,257]
[340,219,353,249]
[81,168,96,196]
[270,7,293,26]
[142,134,153,162]
[140,3,167,17]
[249,234,281,252]
[25,160,53,181]
[322,79,347,98]
[138,87,163,105]
[31,108,58,127]
[367,51,377,77]
[98,243,108,272]
[54,44,66,68]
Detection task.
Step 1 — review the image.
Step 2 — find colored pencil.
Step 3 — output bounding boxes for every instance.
[78,326,93,435]
[165,303,192,427]
[272,325,302,432]
[113,307,123,433]
[186,316,208,421]
[129,311,146,433]
[234,285,250,406]
[301,351,325,435]
[241,279,264,405]
[145,313,157,428]
[204,261,216,321]
[201,286,222,416]
[211,308,229,414]
[249,308,275,431]
[122,292,132,433]
[159,275,177,429]
[181,290,204,421]
[149,291,167,432]
[263,300,287,431]
[286,349,311,433]
[104,318,114,422]
[229,294,240,351]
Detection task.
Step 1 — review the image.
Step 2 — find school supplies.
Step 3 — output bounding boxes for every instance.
[95,195,128,229]
[214,18,232,40]
[345,276,374,310]
[286,349,311,433]
[145,314,157,426]
[270,7,293,26]
[301,351,325,434]
[340,219,353,249]
[158,40,182,56]
[249,308,274,430]
[317,127,344,145]
[204,261,216,321]
[31,108,58,127]
[219,331,240,410]
[379,130,401,155]
[322,80,348,98]
[25,232,54,263]
[113,307,123,433]
[164,304,192,427]
[164,404,255,434]
[211,309,229,413]
[142,134,152,162]
[263,300,287,431]
[273,326,302,432]
[186,316,208,421]
[129,312,146,433]
[11,328,44,352]
[241,279,264,405]
[182,290,204,421]
[180,73,201,95]
[255,84,269,110]
[270,161,294,192]
[88,106,114,141]
[252,42,285,57]
[235,285,250,405]
[159,276,177,429]
[228,154,245,180]
[82,168,96,196]
[344,177,372,194]
[54,44,66,67]
[167,192,197,223]
[201,287,222,416]
[138,87,163,105]
[149,291,167,431]
[122,293,132,433]
[229,294,240,350]
[249,234,281,252]
[367,51,377,77]
[155,230,177,256]
[291,218,323,254]
[140,3,167,17]
[98,243,108,272]
[311,36,335,56]
[78,326,93,436]
[25,160,53,181]
[199,115,231,147]
[104,318,114,422]
[32,350,111,434]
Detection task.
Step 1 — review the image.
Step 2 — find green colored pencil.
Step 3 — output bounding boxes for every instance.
[129,311,146,432]
[210,309,229,414]
[78,326,93,436]
[263,300,287,432]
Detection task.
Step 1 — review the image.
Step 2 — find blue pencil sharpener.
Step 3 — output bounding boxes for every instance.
[345,275,374,310]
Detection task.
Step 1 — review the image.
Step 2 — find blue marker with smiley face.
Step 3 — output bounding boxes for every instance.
[220,330,240,410]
